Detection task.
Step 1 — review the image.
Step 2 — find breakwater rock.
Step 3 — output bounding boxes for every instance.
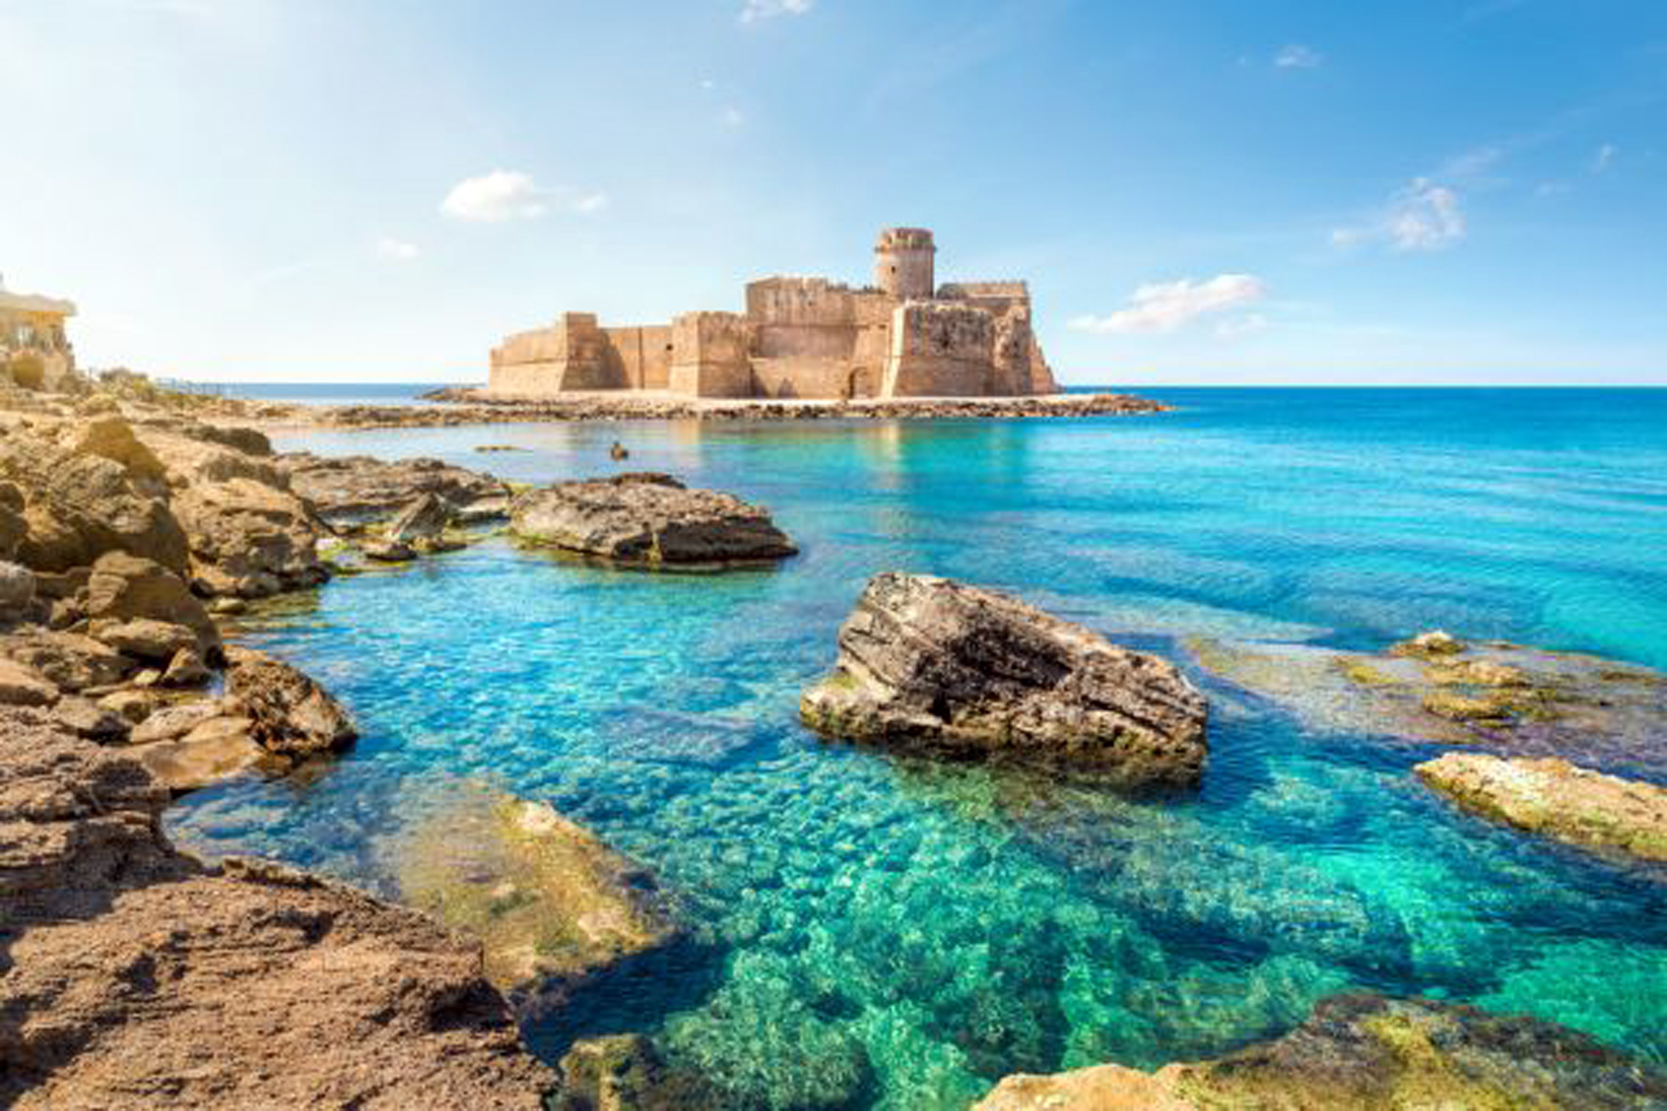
[801,573,1208,786]
[276,451,511,526]
[287,390,1171,430]
[0,707,554,1108]
[1417,753,1667,866]
[510,473,796,566]
[976,992,1667,1110]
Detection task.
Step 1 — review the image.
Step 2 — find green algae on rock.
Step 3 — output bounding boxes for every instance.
[391,781,682,1011]
[1416,753,1667,865]
[975,992,1667,1110]
[1188,632,1667,778]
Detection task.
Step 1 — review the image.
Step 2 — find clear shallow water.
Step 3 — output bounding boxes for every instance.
[168,388,1667,1109]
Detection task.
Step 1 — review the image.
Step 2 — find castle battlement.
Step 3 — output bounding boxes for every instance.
[488,228,1056,400]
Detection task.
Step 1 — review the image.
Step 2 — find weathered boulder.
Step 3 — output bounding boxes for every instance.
[127,697,229,745]
[161,645,210,687]
[129,714,264,792]
[1417,752,1667,864]
[387,491,454,545]
[170,476,329,598]
[0,426,188,573]
[49,696,131,742]
[87,617,197,662]
[62,416,166,483]
[0,630,134,691]
[392,781,682,1010]
[0,656,57,706]
[552,1034,723,1111]
[975,993,1667,1110]
[0,710,554,1108]
[511,473,797,565]
[223,644,357,759]
[1189,634,1667,780]
[277,452,511,524]
[0,558,36,617]
[362,537,416,562]
[84,551,217,655]
[801,573,1209,786]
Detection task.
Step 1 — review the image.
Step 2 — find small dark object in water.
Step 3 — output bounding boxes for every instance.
[610,442,630,461]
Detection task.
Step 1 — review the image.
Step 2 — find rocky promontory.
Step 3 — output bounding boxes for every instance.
[510,473,797,566]
[975,992,1667,1110]
[1416,752,1667,865]
[801,573,1209,786]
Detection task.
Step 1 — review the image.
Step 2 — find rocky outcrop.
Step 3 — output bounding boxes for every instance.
[276,452,511,525]
[387,491,454,545]
[975,993,1667,1110]
[0,709,555,1108]
[84,551,218,654]
[1416,753,1667,864]
[170,475,328,598]
[511,473,797,566]
[223,644,357,760]
[801,573,1209,786]
[392,781,681,1012]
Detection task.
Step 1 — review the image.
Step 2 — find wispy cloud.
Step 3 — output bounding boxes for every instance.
[1590,142,1617,174]
[1070,274,1267,334]
[739,0,812,24]
[720,106,746,128]
[1274,43,1322,69]
[376,236,419,260]
[440,170,604,222]
[1332,178,1466,252]
[1217,313,1269,338]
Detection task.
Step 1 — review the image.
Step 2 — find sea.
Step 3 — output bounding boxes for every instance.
[165,387,1667,1109]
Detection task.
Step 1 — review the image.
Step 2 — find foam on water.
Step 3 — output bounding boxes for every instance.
[167,389,1667,1108]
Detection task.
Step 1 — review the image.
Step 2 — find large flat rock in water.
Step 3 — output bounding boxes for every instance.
[1189,631,1667,779]
[976,992,1667,1110]
[800,573,1208,787]
[510,473,796,566]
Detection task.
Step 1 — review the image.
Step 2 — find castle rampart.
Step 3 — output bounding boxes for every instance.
[488,228,1056,400]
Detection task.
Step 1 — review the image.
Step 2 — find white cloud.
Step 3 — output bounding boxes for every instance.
[1070,274,1267,334]
[1274,43,1322,68]
[1332,178,1465,252]
[441,170,548,222]
[1591,143,1617,174]
[440,171,606,222]
[740,0,812,24]
[376,236,419,260]
[721,106,745,128]
[700,78,717,90]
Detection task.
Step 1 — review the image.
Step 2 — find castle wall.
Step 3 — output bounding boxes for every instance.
[874,228,936,300]
[751,357,858,399]
[603,325,673,390]
[880,301,995,398]
[669,311,753,398]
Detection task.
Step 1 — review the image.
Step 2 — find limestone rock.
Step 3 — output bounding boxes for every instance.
[0,425,189,573]
[161,645,210,687]
[363,537,416,562]
[128,697,229,745]
[0,657,56,706]
[0,710,554,1107]
[975,993,1667,1110]
[0,630,135,691]
[223,644,357,759]
[63,416,166,483]
[170,475,329,598]
[84,551,217,653]
[511,473,797,565]
[277,452,511,525]
[49,696,130,742]
[129,716,264,792]
[393,781,682,1009]
[0,558,36,616]
[801,573,1209,786]
[552,1034,723,1111]
[87,616,196,662]
[1416,752,1667,864]
[387,491,454,545]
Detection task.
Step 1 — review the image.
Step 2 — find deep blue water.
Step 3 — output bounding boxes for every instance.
[167,388,1667,1109]
[197,381,453,406]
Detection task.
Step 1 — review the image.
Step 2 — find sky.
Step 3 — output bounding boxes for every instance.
[2,0,1664,386]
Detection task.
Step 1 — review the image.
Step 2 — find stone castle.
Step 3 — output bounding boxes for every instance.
[489,228,1058,400]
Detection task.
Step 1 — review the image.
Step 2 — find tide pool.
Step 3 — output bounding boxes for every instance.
[167,388,1667,1109]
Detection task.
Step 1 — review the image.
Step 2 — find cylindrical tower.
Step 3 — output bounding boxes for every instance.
[873,227,936,299]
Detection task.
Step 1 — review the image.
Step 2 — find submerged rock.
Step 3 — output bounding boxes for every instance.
[1189,633,1667,779]
[975,992,1667,1110]
[278,452,511,525]
[0,709,554,1107]
[801,573,1208,786]
[552,1033,724,1111]
[392,781,681,1011]
[510,473,796,566]
[1417,753,1667,865]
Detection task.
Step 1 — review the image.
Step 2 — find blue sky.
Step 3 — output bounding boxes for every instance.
[2,0,1664,385]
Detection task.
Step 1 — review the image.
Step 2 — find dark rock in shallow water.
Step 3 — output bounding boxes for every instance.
[386,490,454,546]
[276,451,511,525]
[552,1033,725,1111]
[510,473,796,566]
[800,573,1209,787]
[223,644,357,760]
[976,992,1667,1110]
[1189,632,1667,779]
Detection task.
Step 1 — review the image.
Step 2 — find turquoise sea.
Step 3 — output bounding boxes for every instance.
[167,388,1667,1109]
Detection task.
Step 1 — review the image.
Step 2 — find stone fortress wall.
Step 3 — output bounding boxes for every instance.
[488,228,1059,400]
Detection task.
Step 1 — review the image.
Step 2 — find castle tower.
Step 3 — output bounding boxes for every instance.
[873,227,936,300]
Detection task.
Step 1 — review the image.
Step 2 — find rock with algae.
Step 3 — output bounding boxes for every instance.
[975,992,1667,1110]
[391,781,682,1013]
[1188,632,1667,778]
[801,572,1209,787]
[1416,753,1667,866]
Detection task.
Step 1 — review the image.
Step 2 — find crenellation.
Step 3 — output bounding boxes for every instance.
[488,227,1055,399]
